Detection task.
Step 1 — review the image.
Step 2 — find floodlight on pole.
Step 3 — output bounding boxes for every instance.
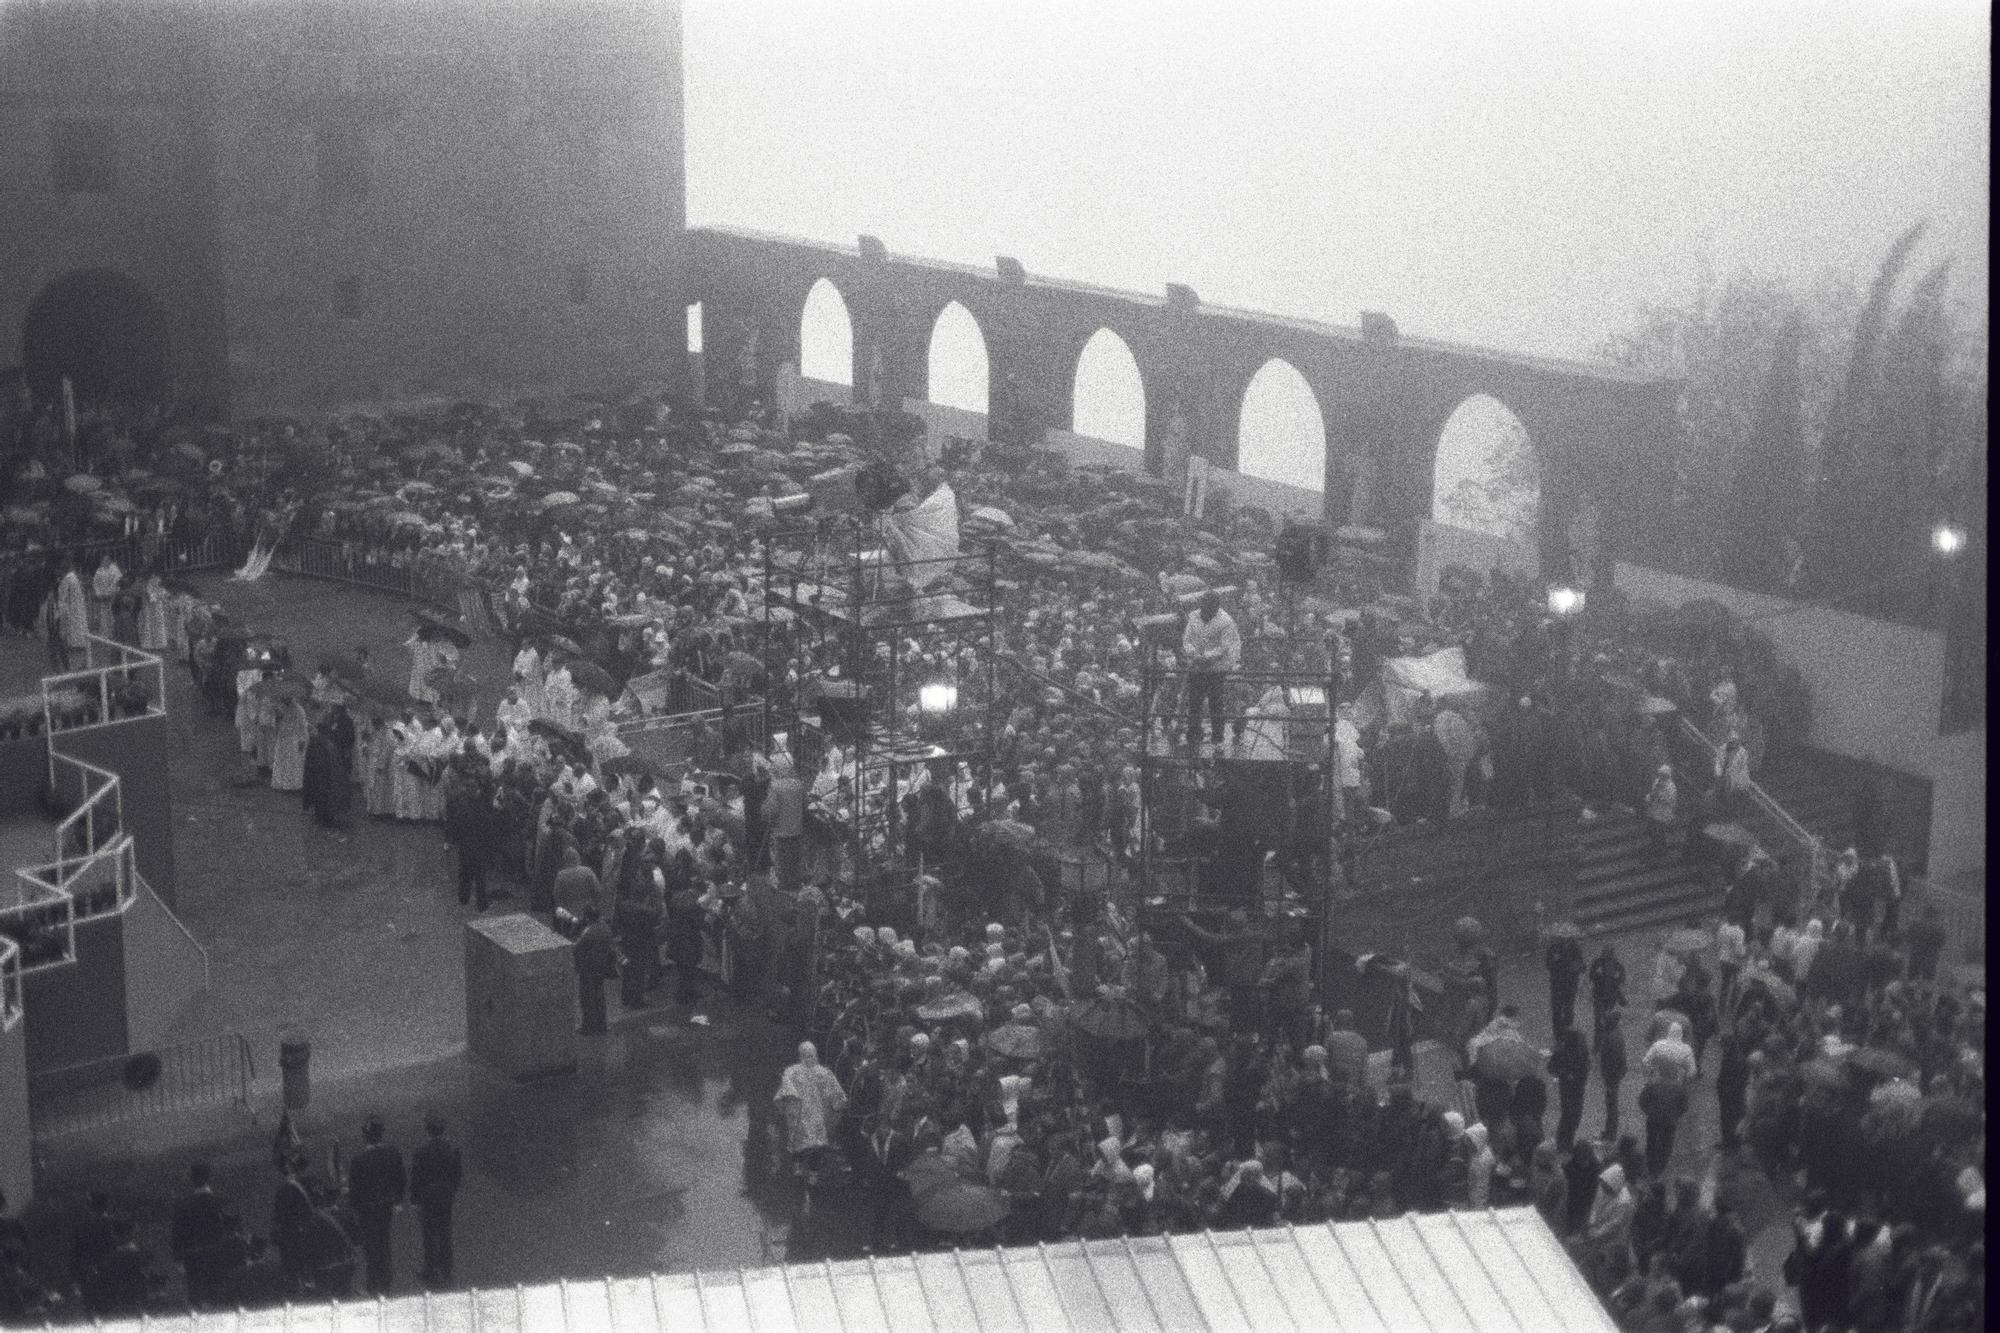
[1546,585,1586,618]
[918,681,958,715]
[1932,523,1967,557]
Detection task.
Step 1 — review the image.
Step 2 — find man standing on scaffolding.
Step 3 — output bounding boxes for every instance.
[1181,589,1241,753]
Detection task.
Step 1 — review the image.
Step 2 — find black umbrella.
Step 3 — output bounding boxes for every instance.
[567,660,618,699]
[1070,996,1147,1042]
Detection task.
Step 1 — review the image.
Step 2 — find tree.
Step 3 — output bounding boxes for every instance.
[1868,259,1956,612]
[1600,264,1855,580]
[1724,309,1809,592]
[1806,221,1926,604]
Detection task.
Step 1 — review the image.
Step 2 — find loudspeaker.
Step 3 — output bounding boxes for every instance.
[1275,524,1328,584]
[813,679,869,743]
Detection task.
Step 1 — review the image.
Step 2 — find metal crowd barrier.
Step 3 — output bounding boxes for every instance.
[28,1029,258,1139]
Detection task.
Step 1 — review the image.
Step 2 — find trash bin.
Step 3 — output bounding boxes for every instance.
[278,1028,311,1110]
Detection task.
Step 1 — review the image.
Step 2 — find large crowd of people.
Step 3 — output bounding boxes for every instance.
[0,388,1982,1330]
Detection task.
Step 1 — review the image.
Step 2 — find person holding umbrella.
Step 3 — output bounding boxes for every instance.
[1550,1025,1591,1151]
[1546,924,1586,1034]
[1590,945,1628,1027]
[1596,1006,1629,1141]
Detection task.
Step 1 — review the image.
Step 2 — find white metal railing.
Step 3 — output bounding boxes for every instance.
[42,633,167,745]
[50,753,124,880]
[0,936,21,1031]
[1677,714,1830,897]
[2,865,78,974]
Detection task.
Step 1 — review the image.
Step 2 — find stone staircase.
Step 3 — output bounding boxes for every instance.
[1569,807,1717,938]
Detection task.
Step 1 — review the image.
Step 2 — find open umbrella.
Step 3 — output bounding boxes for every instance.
[1453,916,1486,947]
[1473,1036,1541,1083]
[1662,926,1712,956]
[1846,1047,1918,1082]
[599,753,656,778]
[914,992,983,1023]
[900,1154,962,1199]
[504,460,536,478]
[1070,996,1147,1042]
[915,1183,1008,1234]
[984,1024,1043,1060]
[1542,921,1585,942]
[567,661,617,699]
[414,609,470,645]
[1736,968,1796,1009]
[64,473,102,494]
[540,491,581,510]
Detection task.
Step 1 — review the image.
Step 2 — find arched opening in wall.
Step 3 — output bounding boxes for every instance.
[1070,328,1145,449]
[1236,358,1325,493]
[686,302,703,354]
[19,269,167,409]
[1431,394,1541,543]
[925,300,989,417]
[798,278,853,388]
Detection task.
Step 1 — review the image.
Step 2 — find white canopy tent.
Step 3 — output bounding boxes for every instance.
[77,1209,1613,1332]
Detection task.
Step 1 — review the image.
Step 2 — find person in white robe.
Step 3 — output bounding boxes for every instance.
[406,632,437,705]
[365,715,399,817]
[417,719,449,820]
[512,642,543,715]
[271,698,310,792]
[495,687,532,745]
[541,663,577,730]
[235,667,264,754]
[139,574,171,652]
[391,717,424,820]
[255,683,283,773]
[55,566,91,664]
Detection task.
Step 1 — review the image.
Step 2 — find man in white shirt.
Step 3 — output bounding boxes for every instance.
[1180,590,1241,751]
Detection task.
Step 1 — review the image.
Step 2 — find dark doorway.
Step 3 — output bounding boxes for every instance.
[20,269,168,409]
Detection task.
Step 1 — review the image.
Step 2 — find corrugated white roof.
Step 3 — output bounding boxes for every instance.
[74,1209,1613,1332]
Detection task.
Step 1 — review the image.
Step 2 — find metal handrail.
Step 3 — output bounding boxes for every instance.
[1,868,77,973]
[49,753,123,877]
[1677,714,1828,890]
[27,1029,258,1139]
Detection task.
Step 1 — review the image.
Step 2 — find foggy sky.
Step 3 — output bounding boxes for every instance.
[684,0,1991,366]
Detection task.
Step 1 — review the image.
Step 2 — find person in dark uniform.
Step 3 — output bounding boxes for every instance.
[170,1160,230,1308]
[409,1112,463,1290]
[345,1115,407,1295]
[574,907,619,1034]
[82,1217,155,1317]
[68,1190,122,1294]
[270,1155,316,1289]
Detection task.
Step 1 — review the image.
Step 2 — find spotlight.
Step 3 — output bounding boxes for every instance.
[1546,586,1585,617]
[918,681,958,715]
[1932,524,1967,556]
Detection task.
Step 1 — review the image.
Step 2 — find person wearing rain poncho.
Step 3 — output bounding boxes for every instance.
[774,1041,847,1171]
[1639,1022,1696,1177]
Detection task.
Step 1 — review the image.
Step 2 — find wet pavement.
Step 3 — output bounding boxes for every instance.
[12,573,1799,1305]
